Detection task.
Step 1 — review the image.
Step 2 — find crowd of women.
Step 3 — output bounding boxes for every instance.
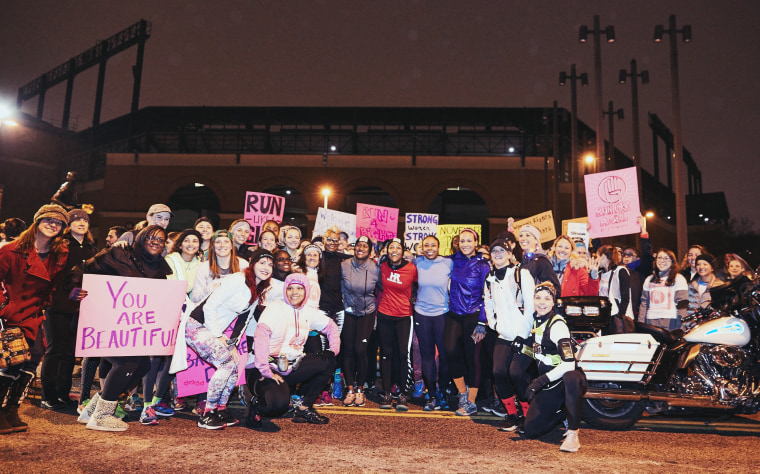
[0,202,754,453]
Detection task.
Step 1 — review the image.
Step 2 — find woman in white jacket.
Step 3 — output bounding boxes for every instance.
[184,249,273,430]
[483,239,535,432]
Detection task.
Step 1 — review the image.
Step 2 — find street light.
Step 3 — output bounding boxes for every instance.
[322,188,331,209]
[654,14,691,259]
[559,64,589,218]
[619,59,650,211]
[602,101,624,172]
[579,15,616,172]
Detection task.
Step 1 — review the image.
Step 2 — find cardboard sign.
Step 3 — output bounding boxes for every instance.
[356,203,399,241]
[75,275,187,357]
[584,167,641,238]
[243,192,285,243]
[513,211,556,243]
[313,207,357,242]
[561,217,589,237]
[404,213,438,252]
[175,327,247,398]
[437,224,482,256]
[567,222,590,250]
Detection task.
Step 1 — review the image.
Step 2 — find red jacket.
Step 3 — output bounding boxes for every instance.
[0,240,68,340]
[560,254,599,297]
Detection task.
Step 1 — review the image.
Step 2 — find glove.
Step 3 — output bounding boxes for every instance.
[473,325,486,337]
[526,374,550,402]
[511,336,526,354]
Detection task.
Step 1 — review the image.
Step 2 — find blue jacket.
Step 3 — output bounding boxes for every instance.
[449,252,491,319]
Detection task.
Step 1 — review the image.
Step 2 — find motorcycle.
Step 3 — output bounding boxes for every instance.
[557,273,760,430]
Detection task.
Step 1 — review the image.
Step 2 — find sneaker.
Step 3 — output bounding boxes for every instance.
[455,393,477,417]
[379,392,393,409]
[41,399,67,410]
[124,394,143,412]
[313,395,326,407]
[435,389,450,411]
[173,398,187,411]
[290,394,303,410]
[192,400,207,415]
[560,430,581,452]
[395,394,409,412]
[114,403,129,421]
[424,398,438,411]
[332,372,343,400]
[354,391,366,407]
[482,399,508,418]
[153,401,175,417]
[498,414,522,432]
[343,391,356,407]
[140,406,159,425]
[197,410,226,430]
[292,406,329,425]
[77,400,88,415]
[216,409,239,427]
[320,391,333,406]
[412,380,425,399]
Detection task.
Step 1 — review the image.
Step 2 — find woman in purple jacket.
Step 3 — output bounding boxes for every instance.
[444,228,491,416]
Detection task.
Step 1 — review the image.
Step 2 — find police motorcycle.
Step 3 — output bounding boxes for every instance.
[557,272,760,430]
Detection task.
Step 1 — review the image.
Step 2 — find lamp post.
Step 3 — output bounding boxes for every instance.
[619,59,649,211]
[322,188,331,209]
[655,14,692,258]
[559,65,589,217]
[602,101,624,172]
[579,15,616,172]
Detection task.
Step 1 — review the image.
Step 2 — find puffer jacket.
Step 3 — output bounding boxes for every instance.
[449,251,491,319]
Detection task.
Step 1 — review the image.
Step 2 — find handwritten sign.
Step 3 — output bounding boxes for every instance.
[561,217,589,236]
[175,328,247,397]
[584,167,641,238]
[437,224,482,256]
[313,207,357,242]
[356,203,399,241]
[75,275,187,357]
[404,213,438,252]
[566,222,590,250]
[243,192,285,243]
[513,211,556,243]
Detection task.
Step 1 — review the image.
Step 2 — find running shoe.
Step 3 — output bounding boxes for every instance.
[290,394,303,410]
[498,414,522,432]
[292,406,329,425]
[395,394,409,412]
[139,406,159,425]
[320,391,333,406]
[354,391,366,407]
[423,398,438,411]
[173,398,187,411]
[560,430,581,452]
[343,391,356,407]
[412,380,426,399]
[215,409,239,427]
[192,400,207,415]
[153,401,175,417]
[124,394,143,412]
[482,399,508,418]
[455,393,477,417]
[379,392,393,409]
[197,410,225,430]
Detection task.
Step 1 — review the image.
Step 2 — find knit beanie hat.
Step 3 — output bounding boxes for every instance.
[34,204,68,224]
[67,209,89,224]
[518,225,541,245]
[695,253,716,268]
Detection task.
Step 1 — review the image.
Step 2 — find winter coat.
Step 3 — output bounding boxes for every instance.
[483,265,534,341]
[50,233,98,313]
[0,240,68,340]
[449,252,491,319]
[341,257,380,316]
[688,275,724,313]
[521,251,561,293]
[560,253,599,297]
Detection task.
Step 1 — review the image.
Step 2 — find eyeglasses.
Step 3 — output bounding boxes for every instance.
[622,252,636,258]
[656,256,672,262]
[147,236,166,244]
[325,238,339,243]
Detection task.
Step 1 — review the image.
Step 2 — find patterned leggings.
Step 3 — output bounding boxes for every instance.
[185,318,238,410]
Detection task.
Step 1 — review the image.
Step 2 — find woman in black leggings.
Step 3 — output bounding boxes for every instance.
[76,225,173,432]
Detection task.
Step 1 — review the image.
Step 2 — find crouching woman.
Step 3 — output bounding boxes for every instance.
[247,273,340,425]
[522,282,587,453]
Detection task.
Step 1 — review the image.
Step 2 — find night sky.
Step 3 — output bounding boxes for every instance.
[2,1,758,223]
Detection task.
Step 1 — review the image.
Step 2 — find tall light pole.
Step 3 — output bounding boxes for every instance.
[579,15,616,172]
[619,59,649,210]
[602,101,624,172]
[655,15,692,258]
[559,65,589,218]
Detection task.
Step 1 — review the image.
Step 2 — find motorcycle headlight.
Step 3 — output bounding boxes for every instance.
[583,306,600,316]
[565,306,583,316]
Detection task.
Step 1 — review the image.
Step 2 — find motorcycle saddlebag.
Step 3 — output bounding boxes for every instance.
[577,333,659,382]
[555,296,611,330]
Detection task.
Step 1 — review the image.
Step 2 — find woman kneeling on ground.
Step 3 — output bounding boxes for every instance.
[247,273,340,425]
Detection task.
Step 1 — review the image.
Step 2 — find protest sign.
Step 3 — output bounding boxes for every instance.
[356,203,399,241]
[404,213,438,252]
[175,328,247,398]
[567,222,590,250]
[561,216,589,236]
[437,224,482,256]
[513,211,556,243]
[243,192,286,243]
[75,275,187,357]
[584,166,641,238]
[313,207,357,242]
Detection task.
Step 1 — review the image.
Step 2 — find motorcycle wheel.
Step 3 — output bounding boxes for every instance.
[582,398,645,430]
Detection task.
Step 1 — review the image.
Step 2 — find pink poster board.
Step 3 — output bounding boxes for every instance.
[584,166,641,239]
[175,326,247,398]
[243,192,286,243]
[75,274,187,357]
[356,203,399,241]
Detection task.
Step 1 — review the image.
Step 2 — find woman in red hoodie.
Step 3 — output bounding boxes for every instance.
[549,235,599,297]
